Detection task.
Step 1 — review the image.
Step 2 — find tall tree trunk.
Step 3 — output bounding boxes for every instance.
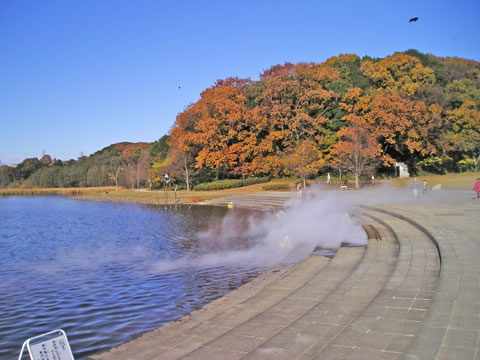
[184,155,190,191]
[355,175,359,189]
[136,162,140,189]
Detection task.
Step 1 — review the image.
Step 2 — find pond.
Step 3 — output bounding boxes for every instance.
[0,197,267,359]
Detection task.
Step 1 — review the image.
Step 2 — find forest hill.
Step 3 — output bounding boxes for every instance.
[1,50,480,189]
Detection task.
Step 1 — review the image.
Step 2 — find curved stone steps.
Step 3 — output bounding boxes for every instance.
[180,247,368,360]
[201,192,292,210]
[236,213,399,360]
[382,203,480,360]
[304,208,441,360]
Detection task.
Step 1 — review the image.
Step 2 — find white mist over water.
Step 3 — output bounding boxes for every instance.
[26,182,468,277]
[151,180,476,273]
[151,187,368,273]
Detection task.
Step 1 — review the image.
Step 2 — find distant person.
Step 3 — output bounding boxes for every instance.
[296,182,303,198]
[413,177,419,198]
[423,179,428,194]
[473,178,480,199]
[371,174,375,185]
[326,172,331,184]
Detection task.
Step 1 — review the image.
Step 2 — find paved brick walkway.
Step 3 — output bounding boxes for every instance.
[91,190,480,360]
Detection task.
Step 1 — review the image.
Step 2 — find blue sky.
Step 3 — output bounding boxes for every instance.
[1,0,479,164]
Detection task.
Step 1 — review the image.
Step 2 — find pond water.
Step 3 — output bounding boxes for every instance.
[0,197,266,359]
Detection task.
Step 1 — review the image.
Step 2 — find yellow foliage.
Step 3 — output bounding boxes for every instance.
[361,53,435,95]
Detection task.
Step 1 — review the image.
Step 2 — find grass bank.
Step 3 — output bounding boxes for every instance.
[389,172,480,189]
[72,182,289,205]
[3,173,478,204]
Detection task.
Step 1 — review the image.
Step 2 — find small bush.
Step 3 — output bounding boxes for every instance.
[458,158,478,172]
[193,177,270,191]
[417,156,445,174]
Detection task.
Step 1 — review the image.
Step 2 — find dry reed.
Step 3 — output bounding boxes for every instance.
[0,187,119,196]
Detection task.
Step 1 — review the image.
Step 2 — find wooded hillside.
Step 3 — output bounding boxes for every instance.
[159,50,480,188]
[2,50,479,189]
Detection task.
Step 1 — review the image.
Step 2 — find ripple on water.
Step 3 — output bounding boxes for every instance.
[0,197,266,359]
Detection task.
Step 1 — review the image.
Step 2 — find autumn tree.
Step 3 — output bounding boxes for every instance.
[361,53,435,96]
[249,63,340,175]
[40,154,53,165]
[284,139,324,188]
[333,117,381,188]
[169,78,264,178]
[169,147,195,190]
[341,90,440,166]
[326,54,371,93]
[122,143,151,188]
[108,166,124,187]
[445,100,480,165]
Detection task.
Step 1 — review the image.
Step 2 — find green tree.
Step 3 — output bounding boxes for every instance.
[445,101,480,166]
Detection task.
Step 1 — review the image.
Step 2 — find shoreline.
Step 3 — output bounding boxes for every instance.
[89,262,297,360]
[70,194,183,206]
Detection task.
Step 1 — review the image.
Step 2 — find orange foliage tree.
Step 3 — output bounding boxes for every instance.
[121,143,151,188]
[283,139,325,188]
[340,88,443,167]
[253,63,339,174]
[333,116,381,188]
[184,78,260,176]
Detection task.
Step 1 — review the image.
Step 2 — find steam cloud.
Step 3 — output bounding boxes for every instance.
[151,186,367,273]
[29,180,467,277]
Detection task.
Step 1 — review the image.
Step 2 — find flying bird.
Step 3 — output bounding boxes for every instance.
[409,17,419,22]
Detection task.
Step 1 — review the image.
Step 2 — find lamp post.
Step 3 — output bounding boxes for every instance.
[164,174,170,209]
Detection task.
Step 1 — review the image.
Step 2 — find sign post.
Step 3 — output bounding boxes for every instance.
[18,329,75,360]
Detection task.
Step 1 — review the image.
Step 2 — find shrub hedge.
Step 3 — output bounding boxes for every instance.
[262,183,292,191]
[193,177,270,191]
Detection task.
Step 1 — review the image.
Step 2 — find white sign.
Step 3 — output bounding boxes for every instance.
[19,329,74,360]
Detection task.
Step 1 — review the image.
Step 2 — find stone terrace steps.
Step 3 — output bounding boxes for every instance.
[237,214,399,360]
[384,203,480,360]
[307,209,441,360]
[200,192,293,210]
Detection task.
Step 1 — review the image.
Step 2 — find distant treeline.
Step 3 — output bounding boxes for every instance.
[0,142,162,189]
[2,49,480,189]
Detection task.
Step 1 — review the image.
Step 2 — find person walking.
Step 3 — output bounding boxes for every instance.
[296,182,303,198]
[473,178,480,199]
[326,172,331,184]
[413,177,419,198]
[423,179,428,194]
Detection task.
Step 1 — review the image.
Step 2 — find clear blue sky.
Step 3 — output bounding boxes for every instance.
[1,0,479,164]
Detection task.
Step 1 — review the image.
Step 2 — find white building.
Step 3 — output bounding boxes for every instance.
[395,162,409,177]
